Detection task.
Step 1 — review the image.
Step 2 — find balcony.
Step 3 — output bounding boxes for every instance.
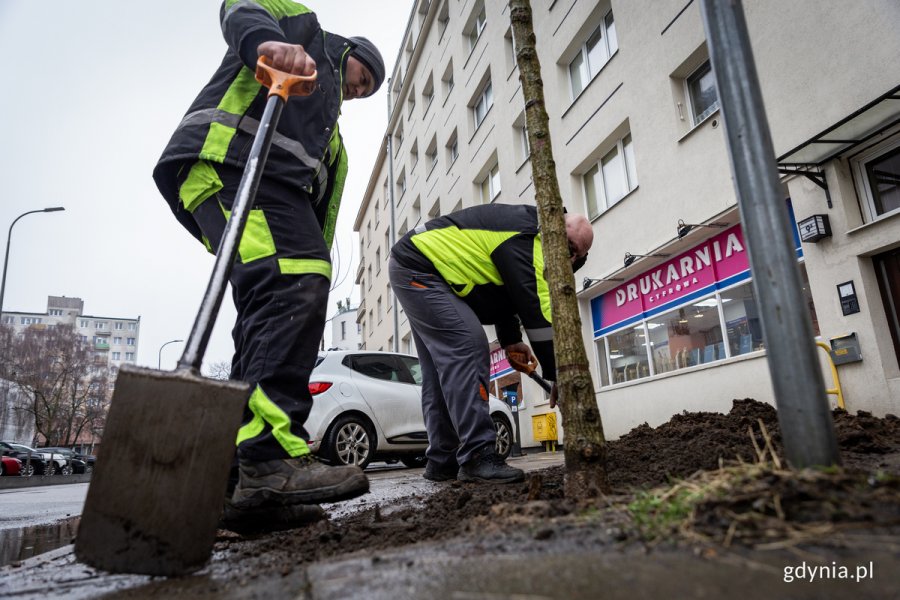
[95,340,109,351]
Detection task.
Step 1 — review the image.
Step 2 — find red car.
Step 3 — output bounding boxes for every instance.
[1,455,23,476]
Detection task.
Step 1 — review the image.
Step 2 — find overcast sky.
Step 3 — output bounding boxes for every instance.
[0,1,412,370]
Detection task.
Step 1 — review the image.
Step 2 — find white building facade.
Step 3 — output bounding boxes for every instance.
[354,0,900,447]
[1,295,141,374]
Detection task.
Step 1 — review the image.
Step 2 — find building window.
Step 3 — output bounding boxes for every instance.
[583,133,637,218]
[426,136,438,175]
[375,199,380,226]
[854,139,900,221]
[480,163,501,203]
[569,10,618,99]
[397,170,407,198]
[377,297,383,322]
[437,1,449,42]
[447,130,459,165]
[686,61,719,125]
[473,80,493,129]
[48,309,63,316]
[341,321,347,341]
[125,352,135,361]
[95,321,107,329]
[375,248,382,273]
[368,266,373,289]
[113,337,122,345]
[407,87,416,120]
[422,76,434,115]
[112,352,121,361]
[127,337,136,345]
[466,5,487,51]
[442,61,454,98]
[80,319,89,327]
[128,322,136,330]
[3,316,14,324]
[21,317,42,325]
[410,140,419,170]
[114,322,124,330]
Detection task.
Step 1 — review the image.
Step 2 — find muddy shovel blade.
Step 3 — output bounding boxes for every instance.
[74,364,249,576]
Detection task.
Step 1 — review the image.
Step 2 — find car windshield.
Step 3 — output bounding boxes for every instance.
[10,443,33,452]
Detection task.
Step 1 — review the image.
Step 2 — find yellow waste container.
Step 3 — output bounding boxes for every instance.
[531,412,558,451]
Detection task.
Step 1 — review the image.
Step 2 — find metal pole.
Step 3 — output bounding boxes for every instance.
[0,207,65,317]
[158,339,184,369]
[700,0,839,467]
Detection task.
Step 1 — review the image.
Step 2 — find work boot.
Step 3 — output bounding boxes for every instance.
[220,501,326,535]
[231,454,369,509]
[458,446,525,483]
[423,459,459,482]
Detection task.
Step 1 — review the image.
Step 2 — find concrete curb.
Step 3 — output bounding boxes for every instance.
[0,473,91,490]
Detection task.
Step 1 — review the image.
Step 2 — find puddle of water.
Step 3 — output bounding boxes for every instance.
[0,517,80,567]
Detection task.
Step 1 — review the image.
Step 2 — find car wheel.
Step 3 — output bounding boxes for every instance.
[61,464,73,476]
[400,455,427,469]
[85,464,94,474]
[43,463,56,476]
[22,463,35,477]
[493,414,513,459]
[324,415,375,470]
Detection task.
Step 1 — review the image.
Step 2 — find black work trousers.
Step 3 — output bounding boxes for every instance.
[185,162,331,462]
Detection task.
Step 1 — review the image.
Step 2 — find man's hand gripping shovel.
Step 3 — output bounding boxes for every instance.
[75,60,316,577]
[507,350,559,408]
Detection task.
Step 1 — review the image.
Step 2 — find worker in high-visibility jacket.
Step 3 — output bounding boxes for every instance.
[390,204,593,483]
[152,1,384,532]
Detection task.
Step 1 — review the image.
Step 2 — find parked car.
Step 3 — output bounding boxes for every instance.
[0,441,48,477]
[0,442,68,475]
[1,455,23,476]
[72,449,97,472]
[306,351,515,470]
[42,447,89,474]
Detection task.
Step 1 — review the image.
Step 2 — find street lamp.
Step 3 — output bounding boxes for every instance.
[158,339,184,369]
[0,207,66,317]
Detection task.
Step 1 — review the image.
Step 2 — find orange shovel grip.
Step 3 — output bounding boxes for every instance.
[255,56,317,100]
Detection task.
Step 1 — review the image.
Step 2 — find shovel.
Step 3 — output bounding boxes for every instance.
[74,58,317,576]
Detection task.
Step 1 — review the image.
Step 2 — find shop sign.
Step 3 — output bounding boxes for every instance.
[590,222,802,337]
[490,347,514,381]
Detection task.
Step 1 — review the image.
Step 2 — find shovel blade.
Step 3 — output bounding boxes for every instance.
[75,364,250,576]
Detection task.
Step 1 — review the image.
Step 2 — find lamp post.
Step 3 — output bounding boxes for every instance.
[0,207,66,317]
[158,339,184,369]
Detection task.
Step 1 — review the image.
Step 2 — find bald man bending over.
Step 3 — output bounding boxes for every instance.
[389,204,593,484]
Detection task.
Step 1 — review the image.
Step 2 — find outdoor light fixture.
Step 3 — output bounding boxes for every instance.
[623,252,670,268]
[582,276,624,291]
[797,214,832,243]
[676,219,729,239]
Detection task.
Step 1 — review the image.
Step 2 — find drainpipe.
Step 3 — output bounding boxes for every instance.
[386,78,400,353]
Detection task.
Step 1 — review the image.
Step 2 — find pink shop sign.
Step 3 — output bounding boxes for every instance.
[490,347,514,381]
[591,225,754,337]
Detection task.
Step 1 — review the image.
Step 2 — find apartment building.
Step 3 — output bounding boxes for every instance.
[354,0,900,447]
[1,295,141,373]
[325,300,362,351]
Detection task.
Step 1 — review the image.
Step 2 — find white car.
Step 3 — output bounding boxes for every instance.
[307,351,515,469]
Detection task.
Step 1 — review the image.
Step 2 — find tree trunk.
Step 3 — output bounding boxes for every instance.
[509,0,610,497]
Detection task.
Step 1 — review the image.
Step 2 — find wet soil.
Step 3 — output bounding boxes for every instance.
[110,399,900,598]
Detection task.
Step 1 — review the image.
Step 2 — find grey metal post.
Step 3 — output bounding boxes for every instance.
[700,0,839,467]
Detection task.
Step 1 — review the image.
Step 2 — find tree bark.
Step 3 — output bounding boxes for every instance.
[509,0,610,497]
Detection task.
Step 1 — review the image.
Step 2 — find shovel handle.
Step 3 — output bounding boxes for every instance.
[508,351,553,393]
[255,56,317,100]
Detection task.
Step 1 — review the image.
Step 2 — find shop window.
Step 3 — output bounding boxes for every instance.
[605,325,651,384]
[646,296,724,374]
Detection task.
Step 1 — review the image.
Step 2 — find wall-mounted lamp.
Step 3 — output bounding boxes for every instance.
[623,252,670,268]
[582,276,624,291]
[676,219,729,239]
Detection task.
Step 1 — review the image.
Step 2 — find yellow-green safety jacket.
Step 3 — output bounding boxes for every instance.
[392,204,557,380]
[153,0,350,247]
